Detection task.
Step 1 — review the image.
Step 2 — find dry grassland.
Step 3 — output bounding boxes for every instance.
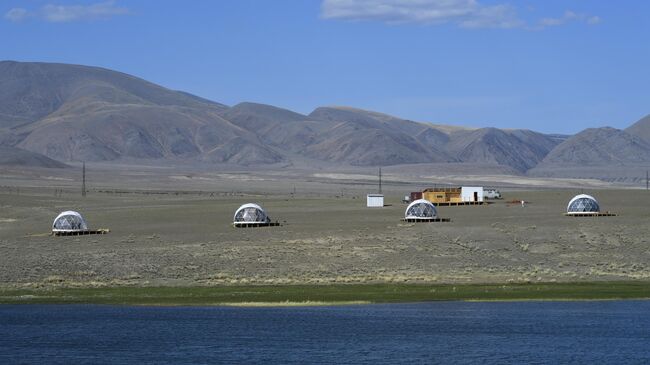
[1,181,649,289]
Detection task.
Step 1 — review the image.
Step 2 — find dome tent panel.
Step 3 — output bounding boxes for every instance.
[52,211,88,232]
[405,199,438,219]
[566,194,600,214]
[233,203,270,224]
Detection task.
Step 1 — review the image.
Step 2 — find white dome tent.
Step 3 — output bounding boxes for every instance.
[233,203,279,227]
[405,199,438,219]
[51,211,109,236]
[52,211,88,232]
[402,199,450,222]
[566,194,600,215]
[565,194,615,217]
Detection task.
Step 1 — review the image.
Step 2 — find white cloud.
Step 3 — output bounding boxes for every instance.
[586,15,601,25]
[320,0,523,28]
[538,10,600,29]
[458,4,522,29]
[41,1,129,22]
[4,1,129,23]
[5,7,29,22]
[321,1,601,31]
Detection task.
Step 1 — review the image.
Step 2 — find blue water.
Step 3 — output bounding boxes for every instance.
[1,301,649,364]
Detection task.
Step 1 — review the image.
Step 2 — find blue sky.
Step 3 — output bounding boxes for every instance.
[1,0,648,134]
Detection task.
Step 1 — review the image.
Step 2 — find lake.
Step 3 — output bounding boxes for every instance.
[1,301,649,364]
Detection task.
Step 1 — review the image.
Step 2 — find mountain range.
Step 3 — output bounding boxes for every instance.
[1,60,649,178]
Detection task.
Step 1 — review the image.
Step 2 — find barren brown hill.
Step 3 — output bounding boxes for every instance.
[537,127,650,166]
[4,60,648,176]
[220,102,328,153]
[445,128,560,172]
[625,114,650,143]
[0,146,67,168]
[527,127,650,181]
[0,61,281,165]
[0,60,227,128]
[307,106,454,164]
[305,107,561,171]
[222,104,456,166]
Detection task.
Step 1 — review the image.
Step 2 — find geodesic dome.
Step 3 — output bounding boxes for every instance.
[567,194,600,214]
[52,211,88,232]
[233,203,270,224]
[405,199,438,219]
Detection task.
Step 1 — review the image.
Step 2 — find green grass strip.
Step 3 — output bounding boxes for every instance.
[1,282,649,306]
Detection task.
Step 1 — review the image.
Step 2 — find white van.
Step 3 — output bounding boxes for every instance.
[485,189,502,199]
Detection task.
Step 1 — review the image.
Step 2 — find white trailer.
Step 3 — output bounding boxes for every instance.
[461,187,484,202]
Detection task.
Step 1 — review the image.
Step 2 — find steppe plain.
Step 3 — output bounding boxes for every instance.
[1,163,649,291]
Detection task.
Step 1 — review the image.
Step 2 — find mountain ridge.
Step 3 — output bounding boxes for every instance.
[1,61,648,176]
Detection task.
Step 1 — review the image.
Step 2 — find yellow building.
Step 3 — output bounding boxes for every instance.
[422,187,463,204]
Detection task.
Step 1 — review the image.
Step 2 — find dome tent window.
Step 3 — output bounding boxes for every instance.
[52,211,88,232]
[566,194,600,214]
[405,199,438,219]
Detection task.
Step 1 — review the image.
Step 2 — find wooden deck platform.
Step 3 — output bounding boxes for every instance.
[432,201,486,207]
[233,222,282,228]
[401,218,451,223]
[565,212,617,217]
[53,229,110,236]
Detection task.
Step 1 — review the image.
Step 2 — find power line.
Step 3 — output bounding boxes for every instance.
[82,161,86,197]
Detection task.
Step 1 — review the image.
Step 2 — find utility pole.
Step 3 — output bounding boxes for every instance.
[82,161,86,197]
[378,167,382,194]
